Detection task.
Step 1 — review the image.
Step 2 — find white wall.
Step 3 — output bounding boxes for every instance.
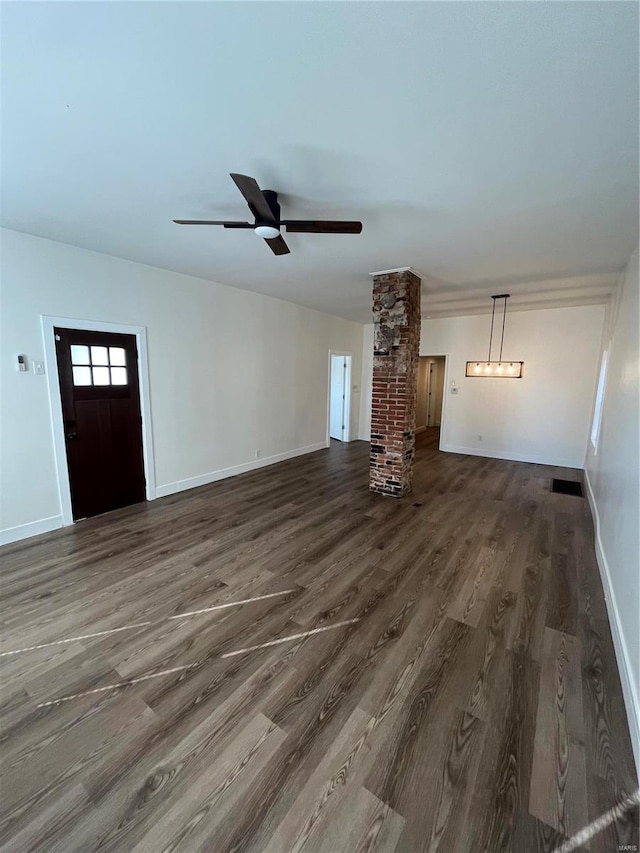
[584,248,639,770]
[0,228,363,543]
[418,304,605,467]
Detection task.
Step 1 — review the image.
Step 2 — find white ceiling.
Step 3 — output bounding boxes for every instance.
[1,2,638,323]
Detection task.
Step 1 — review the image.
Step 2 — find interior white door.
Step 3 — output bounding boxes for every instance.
[330,355,346,440]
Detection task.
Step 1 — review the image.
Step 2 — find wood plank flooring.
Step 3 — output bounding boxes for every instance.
[0,431,637,852]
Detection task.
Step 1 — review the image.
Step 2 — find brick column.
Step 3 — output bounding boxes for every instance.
[369,268,421,497]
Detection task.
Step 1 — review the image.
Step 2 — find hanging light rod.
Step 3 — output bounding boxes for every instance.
[465,294,524,378]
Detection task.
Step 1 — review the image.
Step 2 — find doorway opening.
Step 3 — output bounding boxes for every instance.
[328,353,352,442]
[417,355,446,448]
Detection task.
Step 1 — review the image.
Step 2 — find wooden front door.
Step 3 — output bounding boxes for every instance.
[54,328,146,520]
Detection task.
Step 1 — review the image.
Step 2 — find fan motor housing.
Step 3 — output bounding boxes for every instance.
[253,189,280,227]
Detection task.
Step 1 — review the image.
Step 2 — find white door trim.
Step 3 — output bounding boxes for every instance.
[40,315,157,527]
[327,351,353,444]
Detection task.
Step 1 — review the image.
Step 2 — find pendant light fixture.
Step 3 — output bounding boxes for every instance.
[465,294,524,378]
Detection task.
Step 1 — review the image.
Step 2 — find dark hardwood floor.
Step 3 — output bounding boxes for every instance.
[0,437,637,852]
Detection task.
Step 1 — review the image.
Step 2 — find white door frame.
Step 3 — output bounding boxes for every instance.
[419,352,450,450]
[326,350,352,444]
[40,315,157,527]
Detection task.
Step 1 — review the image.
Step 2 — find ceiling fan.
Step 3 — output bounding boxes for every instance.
[173,173,363,256]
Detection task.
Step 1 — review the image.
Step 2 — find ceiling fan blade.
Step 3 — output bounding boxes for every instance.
[173,220,253,228]
[281,220,362,234]
[230,173,277,223]
[265,235,290,255]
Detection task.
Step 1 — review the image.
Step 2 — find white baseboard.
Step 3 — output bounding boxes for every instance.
[440,443,581,468]
[0,515,63,546]
[155,442,328,499]
[0,443,330,544]
[584,469,640,775]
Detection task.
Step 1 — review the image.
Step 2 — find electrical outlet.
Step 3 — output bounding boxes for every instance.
[255,449,261,458]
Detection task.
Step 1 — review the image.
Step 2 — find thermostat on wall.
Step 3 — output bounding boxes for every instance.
[17,354,27,372]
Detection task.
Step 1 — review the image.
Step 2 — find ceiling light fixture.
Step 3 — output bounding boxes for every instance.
[465,294,524,378]
[254,224,280,239]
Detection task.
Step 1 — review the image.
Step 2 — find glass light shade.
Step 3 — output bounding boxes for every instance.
[465,361,524,378]
[254,225,280,239]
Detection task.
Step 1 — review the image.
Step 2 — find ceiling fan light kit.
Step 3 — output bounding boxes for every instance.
[173,173,363,256]
[465,294,524,378]
[254,224,280,239]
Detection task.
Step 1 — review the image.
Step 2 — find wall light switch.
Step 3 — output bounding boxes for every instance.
[33,361,45,375]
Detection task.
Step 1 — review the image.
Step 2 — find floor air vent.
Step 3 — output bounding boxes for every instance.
[551,478,583,497]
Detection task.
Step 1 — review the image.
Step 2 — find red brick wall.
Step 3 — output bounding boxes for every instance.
[370,270,421,497]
